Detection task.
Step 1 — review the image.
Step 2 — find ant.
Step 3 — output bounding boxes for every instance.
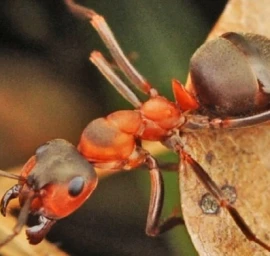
[0,0,270,252]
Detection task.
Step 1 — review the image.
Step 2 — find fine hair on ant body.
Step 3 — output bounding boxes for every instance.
[0,0,270,252]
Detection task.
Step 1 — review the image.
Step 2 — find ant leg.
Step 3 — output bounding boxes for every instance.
[64,0,156,96]
[144,154,184,236]
[158,162,179,172]
[180,150,270,252]
[90,51,142,108]
[183,110,270,131]
[210,110,270,129]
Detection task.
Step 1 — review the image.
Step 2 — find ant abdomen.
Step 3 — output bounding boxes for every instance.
[189,32,270,117]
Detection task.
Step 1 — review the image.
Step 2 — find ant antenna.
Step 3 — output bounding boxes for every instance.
[0,170,25,181]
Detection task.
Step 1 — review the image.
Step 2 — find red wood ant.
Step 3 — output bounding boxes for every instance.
[0,0,270,252]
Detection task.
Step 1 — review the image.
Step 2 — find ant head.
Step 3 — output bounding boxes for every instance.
[0,139,98,246]
[21,139,98,219]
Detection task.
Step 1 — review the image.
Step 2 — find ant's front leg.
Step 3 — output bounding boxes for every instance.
[144,154,184,236]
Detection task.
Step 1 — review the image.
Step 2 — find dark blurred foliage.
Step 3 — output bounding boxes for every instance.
[0,0,227,255]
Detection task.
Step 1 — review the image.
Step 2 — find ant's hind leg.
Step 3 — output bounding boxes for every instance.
[180,150,270,252]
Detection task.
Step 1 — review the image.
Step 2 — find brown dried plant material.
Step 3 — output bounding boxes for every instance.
[181,1,270,255]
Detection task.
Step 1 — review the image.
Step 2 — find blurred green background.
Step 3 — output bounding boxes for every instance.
[0,0,227,255]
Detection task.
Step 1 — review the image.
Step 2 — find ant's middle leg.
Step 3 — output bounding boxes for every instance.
[143,153,184,236]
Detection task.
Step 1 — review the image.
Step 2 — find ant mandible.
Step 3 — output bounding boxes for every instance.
[0,0,270,251]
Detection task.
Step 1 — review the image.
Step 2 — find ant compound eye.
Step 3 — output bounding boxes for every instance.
[68,176,85,197]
